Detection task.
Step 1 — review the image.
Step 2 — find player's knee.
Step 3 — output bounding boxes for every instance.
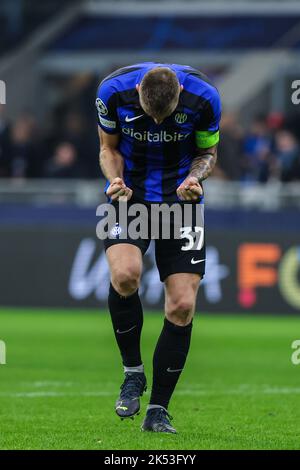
[112,266,141,296]
[166,296,194,326]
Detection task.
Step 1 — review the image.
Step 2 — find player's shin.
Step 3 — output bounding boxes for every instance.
[149,318,193,409]
[108,283,143,368]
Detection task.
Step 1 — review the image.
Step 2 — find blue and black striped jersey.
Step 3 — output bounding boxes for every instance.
[96,62,221,202]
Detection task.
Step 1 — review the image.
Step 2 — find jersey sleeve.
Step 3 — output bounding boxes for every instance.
[95,80,119,134]
[195,86,221,149]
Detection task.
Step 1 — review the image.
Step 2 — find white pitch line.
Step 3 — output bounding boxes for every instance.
[31,381,76,388]
[0,387,300,398]
[0,391,114,398]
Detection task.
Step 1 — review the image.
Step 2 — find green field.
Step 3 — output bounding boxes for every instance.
[0,309,299,450]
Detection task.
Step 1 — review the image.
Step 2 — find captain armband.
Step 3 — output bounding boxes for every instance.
[195,130,219,149]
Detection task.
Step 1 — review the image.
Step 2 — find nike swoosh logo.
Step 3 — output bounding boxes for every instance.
[125,114,144,122]
[116,325,137,334]
[191,258,205,265]
[167,368,183,373]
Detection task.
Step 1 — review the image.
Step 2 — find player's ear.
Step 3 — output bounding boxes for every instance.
[136,84,140,93]
[180,84,184,93]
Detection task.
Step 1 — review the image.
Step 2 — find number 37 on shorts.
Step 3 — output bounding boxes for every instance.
[180,226,204,251]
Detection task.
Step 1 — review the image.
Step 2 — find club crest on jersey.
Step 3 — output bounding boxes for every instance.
[110,223,122,238]
[96,98,108,116]
[175,113,187,124]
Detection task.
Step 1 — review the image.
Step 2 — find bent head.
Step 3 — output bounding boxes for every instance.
[137,67,182,124]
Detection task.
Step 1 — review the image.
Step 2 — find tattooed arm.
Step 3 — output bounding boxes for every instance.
[176,145,218,201]
[189,145,217,182]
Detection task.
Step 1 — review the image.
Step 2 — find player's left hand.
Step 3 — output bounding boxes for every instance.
[176,176,203,201]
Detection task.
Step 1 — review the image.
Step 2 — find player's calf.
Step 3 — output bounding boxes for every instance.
[146,274,199,419]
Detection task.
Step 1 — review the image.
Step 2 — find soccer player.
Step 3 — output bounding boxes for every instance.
[96,63,221,433]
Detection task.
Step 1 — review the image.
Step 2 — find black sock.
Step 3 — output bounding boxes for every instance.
[108,283,143,367]
[150,318,193,409]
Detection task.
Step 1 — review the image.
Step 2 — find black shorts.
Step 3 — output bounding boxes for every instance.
[102,199,205,282]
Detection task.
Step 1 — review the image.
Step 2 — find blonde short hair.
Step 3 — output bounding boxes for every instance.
[139,67,180,118]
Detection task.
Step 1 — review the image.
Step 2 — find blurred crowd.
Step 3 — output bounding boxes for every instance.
[0,103,300,183]
[0,104,99,180]
[216,111,300,183]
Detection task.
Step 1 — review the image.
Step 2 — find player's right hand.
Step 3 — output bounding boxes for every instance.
[176,176,203,201]
[106,177,133,201]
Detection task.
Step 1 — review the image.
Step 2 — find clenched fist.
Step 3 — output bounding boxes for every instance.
[176,176,203,201]
[106,177,133,201]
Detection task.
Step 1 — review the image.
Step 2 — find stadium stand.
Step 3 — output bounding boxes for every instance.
[1,0,300,205]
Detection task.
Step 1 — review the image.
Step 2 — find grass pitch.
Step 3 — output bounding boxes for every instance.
[0,309,299,450]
